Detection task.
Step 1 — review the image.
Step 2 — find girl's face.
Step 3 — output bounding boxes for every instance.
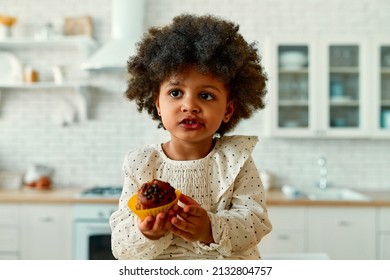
[155,67,235,145]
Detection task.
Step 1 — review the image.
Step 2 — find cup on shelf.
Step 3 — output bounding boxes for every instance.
[52,66,64,84]
[382,110,390,129]
[383,54,390,67]
[331,118,347,127]
[330,80,344,99]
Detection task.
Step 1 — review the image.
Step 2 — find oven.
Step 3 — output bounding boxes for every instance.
[73,186,122,260]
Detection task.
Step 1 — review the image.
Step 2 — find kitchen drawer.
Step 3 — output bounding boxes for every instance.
[0,227,19,251]
[259,206,305,255]
[260,229,305,254]
[0,204,19,225]
[267,206,305,230]
[378,208,390,230]
[21,205,72,260]
[307,207,375,259]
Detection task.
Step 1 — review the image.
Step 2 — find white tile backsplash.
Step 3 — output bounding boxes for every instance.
[0,0,389,190]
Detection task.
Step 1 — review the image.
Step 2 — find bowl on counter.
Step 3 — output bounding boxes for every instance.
[280,185,370,201]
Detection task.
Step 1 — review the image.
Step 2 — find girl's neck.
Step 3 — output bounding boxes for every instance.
[162,138,216,161]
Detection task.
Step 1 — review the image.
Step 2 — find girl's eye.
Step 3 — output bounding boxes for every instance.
[200,92,214,100]
[169,90,183,98]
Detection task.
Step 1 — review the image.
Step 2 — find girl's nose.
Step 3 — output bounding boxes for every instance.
[181,96,200,113]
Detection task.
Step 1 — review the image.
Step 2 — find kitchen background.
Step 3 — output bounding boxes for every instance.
[1,0,390,193]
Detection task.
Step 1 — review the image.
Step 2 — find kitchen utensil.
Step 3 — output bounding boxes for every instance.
[0,51,23,83]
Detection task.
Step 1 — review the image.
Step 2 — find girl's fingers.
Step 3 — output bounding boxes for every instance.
[139,216,154,231]
[171,216,194,233]
[179,193,199,206]
[174,205,193,221]
[176,194,202,218]
[153,212,166,230]
[138,212,172,237]
[171,227,192,242]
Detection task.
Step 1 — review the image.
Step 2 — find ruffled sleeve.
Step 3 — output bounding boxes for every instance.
[210,135,258,202]
[198,136,272,258]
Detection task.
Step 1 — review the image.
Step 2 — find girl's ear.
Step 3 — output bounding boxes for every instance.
[223,100,235,123]
[154,92,161,116]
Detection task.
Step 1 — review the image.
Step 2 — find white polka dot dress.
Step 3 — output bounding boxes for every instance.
[109,135,272,259]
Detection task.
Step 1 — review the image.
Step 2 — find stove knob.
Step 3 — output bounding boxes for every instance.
[98,211,105,218]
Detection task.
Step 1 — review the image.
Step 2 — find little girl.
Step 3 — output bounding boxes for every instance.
[110,14,272,260]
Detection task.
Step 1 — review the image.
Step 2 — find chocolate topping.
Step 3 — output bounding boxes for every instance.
[136,179,176,210]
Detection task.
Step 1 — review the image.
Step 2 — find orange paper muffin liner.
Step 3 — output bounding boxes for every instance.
[128,189,181,221]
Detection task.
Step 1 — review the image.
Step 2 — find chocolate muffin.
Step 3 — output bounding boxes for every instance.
[136,179,176,210]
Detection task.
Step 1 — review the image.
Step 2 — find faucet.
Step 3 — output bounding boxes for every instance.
[317,156,329,189]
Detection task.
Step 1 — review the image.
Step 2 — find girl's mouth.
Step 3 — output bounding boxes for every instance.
[179,118,203,129]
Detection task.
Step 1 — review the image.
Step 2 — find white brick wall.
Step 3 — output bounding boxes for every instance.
[1,0,389,190]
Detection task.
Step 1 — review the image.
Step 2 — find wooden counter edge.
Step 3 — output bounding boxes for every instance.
[1,188,390,207]
[265,189,390,207]
[0,188,119,204]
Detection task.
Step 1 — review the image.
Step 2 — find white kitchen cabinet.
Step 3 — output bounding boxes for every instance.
[307,207,376,259]
[263,36,317,138]
[264,35,371,138]
[371,38,390,137]
[377,207,390,259]
[20,204,72,260]
[259,206,305,255]
[0,204,20,260]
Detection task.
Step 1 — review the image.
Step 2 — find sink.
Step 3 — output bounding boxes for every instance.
[305,188,370,201]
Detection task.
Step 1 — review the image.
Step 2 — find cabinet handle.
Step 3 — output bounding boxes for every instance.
[338,220,350,226]
[98,211,106,218]
[40,216,54,222]
[277,234,290,240]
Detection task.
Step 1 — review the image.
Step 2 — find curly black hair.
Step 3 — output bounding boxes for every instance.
[125,14,267,135]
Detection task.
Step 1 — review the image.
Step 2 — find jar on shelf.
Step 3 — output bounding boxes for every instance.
[24,65,39,83]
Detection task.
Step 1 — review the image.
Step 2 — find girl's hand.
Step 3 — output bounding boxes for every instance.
[171,194,214,244]
[138,211,175,240]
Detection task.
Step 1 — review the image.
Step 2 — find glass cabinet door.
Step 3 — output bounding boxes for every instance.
[328,45,360,128]
[277,45,309,129]
[265,37,370,138]
[380,46,390,130]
